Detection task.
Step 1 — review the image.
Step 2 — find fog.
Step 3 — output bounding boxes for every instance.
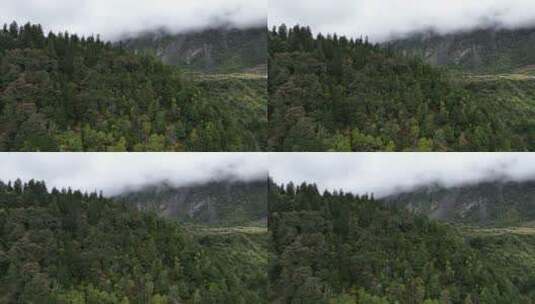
[269,153,535,197]
[0,153,268,196]
[269,0,535,42]
[0,0,266,40]
[2,153,534,198]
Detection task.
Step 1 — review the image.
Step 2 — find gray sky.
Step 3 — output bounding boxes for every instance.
[2,153,534,198]
[269,0,535,42]
[0,153,268,196]
[0,0,266,40]
[269,153,535,197]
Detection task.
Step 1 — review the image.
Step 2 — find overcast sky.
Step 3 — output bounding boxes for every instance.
[0,153,268,196]
[269,0,535,42]
[269,153,535,197]
[1,153,534,198]
[0,0,266,40]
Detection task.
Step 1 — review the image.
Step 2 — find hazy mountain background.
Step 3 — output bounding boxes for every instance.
[390,26,535,74]
[122,26,267,74]
[117,178,267,226]
[383,178,535,227]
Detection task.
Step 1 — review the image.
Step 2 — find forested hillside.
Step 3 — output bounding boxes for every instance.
[268,180,535,303]
[0,22,266,151]
[122,27,267,74]
[118,178,267,226]
[390,26,535,74]
[0,179,268,303]
[383,179,535,227]
[268,25,535,151]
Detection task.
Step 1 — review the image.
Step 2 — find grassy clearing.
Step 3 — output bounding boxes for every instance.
[186,225,268,236]
[464,226,535,236]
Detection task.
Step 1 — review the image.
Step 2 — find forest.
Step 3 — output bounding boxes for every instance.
[268,25,535,151]
[0,179,268,303]
[268,179,535,303]
[0,22,266,151]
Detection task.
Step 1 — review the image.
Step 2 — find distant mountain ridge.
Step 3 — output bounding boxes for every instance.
[117,178,267,226]
[122,26,267,73]
[383,179,535,226]
[390,25,535,74]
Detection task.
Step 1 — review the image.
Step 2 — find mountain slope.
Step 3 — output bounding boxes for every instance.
[0,179,268,303]
[390,26,535,74]
[383,179,535,226]
[122,26,267,74]
[118,178,267,226]
[0,22,266,152]
[268,25,534,152]
[268,180,535,303]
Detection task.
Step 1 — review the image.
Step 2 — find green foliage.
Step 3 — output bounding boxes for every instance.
[268,25,534,151]
[0,179,267,303]
[268,179,535,304]
[0,22,265,151]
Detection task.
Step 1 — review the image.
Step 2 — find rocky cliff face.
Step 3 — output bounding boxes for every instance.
[117,178,267,226]
[121,26,267,73]
[390,26,535,73]
[383,179,535,226]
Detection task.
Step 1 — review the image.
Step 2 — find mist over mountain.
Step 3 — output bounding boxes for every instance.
[0,153,269,195]
[390,25,535,74]
[383,178,535,226]
[0,0,267,41]
[122,26,267,73]
[270,0,535,43]
[117,177,267,226]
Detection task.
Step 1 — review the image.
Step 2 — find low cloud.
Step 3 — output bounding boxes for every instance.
[0,0,267,40]
[0,153,268,196]
[2,153,533,198]
[269,153,535,197]
[269,0,535,41]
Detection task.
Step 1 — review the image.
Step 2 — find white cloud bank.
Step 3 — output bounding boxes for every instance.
[269,0,535,41]
[0,153,268,195]
[1,153,534,198]
[269,153,535,197]
[0,0,267,40]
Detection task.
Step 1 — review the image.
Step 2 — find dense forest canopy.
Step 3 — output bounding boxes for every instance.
[268,25,535,152]
[268,179,535,303]
[0,21,266,152]
[0,179,267,303]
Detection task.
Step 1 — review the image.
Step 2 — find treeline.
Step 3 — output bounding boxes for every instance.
[0,22,264,151]
[0,179,267,303]
[268,179,534,303]
[268,25,534,151]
